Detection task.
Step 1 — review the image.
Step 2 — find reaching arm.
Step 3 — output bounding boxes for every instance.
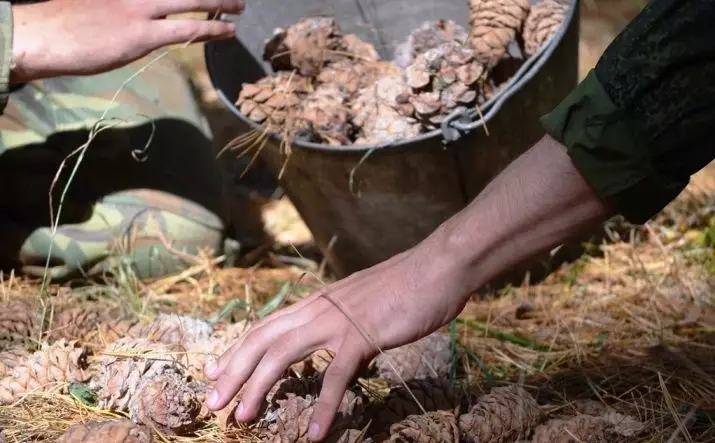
[5,0,244,84]
[204,0,715,440]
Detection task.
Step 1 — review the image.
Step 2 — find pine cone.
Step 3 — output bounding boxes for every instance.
[134,314,211,347]
[260,390,365,443]
[0,347,30,378]
[388,411,460,443]
[317,60,401,98]
[0,339,91,405]
[458,385,544,442]
[291,349,334,376]
[90,337,184,411]
[522,0,568,57]
[393,20,469,69]
[0,301,38,350]
[127,365,203,435]
[343,34,381,62]
[468,0,531,69]
[352,75,421,145]
[237,72,312,132]
[56,420,153,443]
[266,375,323,410]
[369,379,460,433]
[50,303,111,341]
[183,320,253,380]
[531,415,616,443]
[263,17,347,77]
[294,83,354,145]
[405,42,485,129]
[373,333,453,385]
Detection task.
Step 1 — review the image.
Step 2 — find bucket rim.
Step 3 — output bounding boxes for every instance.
[204,0,578,153]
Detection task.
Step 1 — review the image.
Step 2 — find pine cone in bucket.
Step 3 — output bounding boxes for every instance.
[523,0,569,57]
[393,20,469,69]
[263,17,348,77]
[293,83,354,145]
[405,41,485,129]
[352,75,422,146]
[236,72,312,132]
[468,0,531,69]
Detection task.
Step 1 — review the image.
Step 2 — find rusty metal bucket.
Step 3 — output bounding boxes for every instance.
[205,0,581,279]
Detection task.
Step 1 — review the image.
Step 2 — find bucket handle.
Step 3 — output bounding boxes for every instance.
[440,0,577,143]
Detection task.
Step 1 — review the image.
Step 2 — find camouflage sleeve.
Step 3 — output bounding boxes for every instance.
[0,1,10,115]
[540,0,715,224]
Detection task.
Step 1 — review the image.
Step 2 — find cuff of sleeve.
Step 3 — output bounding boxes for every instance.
[0,1,12,115]
[539,69,685,224]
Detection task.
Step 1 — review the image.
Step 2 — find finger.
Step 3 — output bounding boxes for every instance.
[308,342,365,441]
[205,299,323,381]
[148,0,245,18]
[149,19,236,47]
[234,326,326,422]
[205,309,320,410]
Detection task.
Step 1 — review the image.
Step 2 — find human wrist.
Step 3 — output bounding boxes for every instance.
[9,2,51,83]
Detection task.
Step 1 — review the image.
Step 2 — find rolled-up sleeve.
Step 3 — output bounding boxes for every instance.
[0,1,12,115]
[540,0,715,224]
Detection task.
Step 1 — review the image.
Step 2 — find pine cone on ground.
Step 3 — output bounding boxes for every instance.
[139,314,213,347]
[468,0,531,69]
[56,420,153,443]
[0,347,30,378]
[90,337,183,411]
[50,303,112,341]
[0,339,91,405]
[265,375,323,410]
[236,72,313,133]
[263,17,347,77]
[317,60,401,98]
[458,385,544,442]
[522,0,568,57]
[369,379,460,433]
[394,20,469,69]
[294,83,354,145]
[373,333,454,385]
[405,42,485,129]
[0,301,38,350]
[260,390,365,443]
[531,415,616,443]
[127,364,204,436]
[291,349,334,376]
[388,410,460,443]
[352,75,421,145]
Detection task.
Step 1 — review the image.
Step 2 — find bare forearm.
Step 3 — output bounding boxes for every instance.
[420,134,612,294]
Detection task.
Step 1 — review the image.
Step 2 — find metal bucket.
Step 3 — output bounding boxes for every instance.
[205,0,581,279]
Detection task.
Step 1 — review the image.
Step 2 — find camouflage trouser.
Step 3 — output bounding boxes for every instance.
[0,55,228,281]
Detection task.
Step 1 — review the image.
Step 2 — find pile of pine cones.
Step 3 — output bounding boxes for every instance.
[236,0,569,147]
[0,298,646,443]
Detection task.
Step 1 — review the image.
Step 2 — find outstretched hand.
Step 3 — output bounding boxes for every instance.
[202,135,611,441]
[11,0,245,82]
[203,244,473,441]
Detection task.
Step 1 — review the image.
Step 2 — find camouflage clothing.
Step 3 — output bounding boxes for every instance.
[541,0,715,224]
[0,3,228,280]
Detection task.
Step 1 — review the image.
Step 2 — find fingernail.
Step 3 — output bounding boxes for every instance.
[206,389,219,408]
[234,402,245,420]
[308,422,320,441]
[204,359,217,376]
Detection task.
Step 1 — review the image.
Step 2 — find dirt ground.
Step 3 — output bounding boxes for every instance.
[3,2,715,442]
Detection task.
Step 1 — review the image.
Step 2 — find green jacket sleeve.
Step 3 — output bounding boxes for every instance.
[0,1,12,115]
[540,0,715,224]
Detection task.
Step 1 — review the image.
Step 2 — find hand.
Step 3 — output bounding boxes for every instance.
[203,243,473,441]
[202,135,611,441]
[10,0,245,82]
